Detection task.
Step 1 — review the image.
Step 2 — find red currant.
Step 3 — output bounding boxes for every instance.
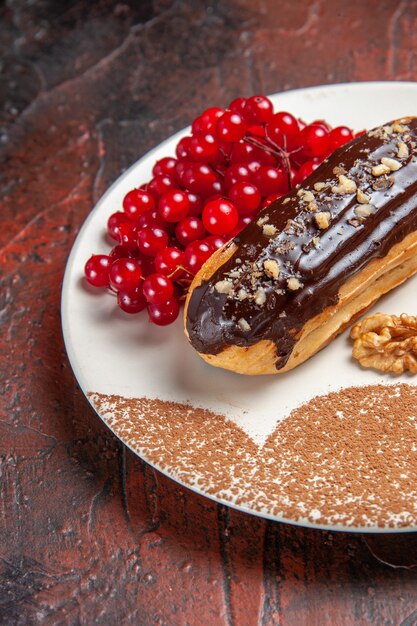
[266,111,300,149]
[329,126,354,150]
[147,298,180,326]
[300,124,330,157]
[216,111,247,142]
[109,258,142,292]
[262,193,284,208]
[176,136,192,160]
[205,235,226,251]
[202,198,239,235]
[228,97,247,115]
[191,107,224,134]
[147,174,176,200]
[116,220,138,251]
[107,211,126,240]
[137,226,169,257]
[158,189,190,222]
[298,158,321,181]
[123,189,155,221]
[155,247,184,279]
[224,163,251,191]
[117,286,147,313]
[253,166,288,196]
[244,95,274,125]
[228,182,261,215]
[143,273,175,304]
[189,132,220,163]
[187,192,203,217]
[182,163,222,197]
[136,209,171,233]
[175,216,206,246]
[152,157,177,178]
[84,254,111,287]
[184,240,212,273]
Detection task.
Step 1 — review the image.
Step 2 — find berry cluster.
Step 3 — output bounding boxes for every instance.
[84,95,359,325]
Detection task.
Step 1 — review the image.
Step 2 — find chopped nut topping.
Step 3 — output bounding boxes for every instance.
[282,197,290,205]
[381,156,402,171]
[314,182,326,192]
[331,174,357,194]
[392,122,409,134]
[307,201,318,212]
[354,204,376,218]
[254,287,266,306]
[372,163,391,177]
[237,288,248,301]
[372,175,394,191]
[315,211,331,229]
[333,166,347,176]
[397,142,409,159]
[215,280,233,295]
[351,313,417,374]
[262,223,278,237]
[256,215,269,227]
[238,318,251,332]
[297,189,315,202]
[287,277,303,291]
[263,259,280,280]
[312,237,320,248]
[356,189,371,204]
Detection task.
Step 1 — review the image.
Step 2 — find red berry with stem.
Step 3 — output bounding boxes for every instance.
[175,216,206,246]
[230,141,256,163]
[117,285,147,313]
[158,189,190,222]
[152,157,177,178]
[216,111,247,142]
[137,226,169,256]
[147,298,180,326]
[109,258,142,292]
[244,95,274,125]
[265,111,300,149]
[84,254,111,287]
[109,245,134,260]
[329,126,354,150]
[123,189,155,220]
[143,273,175,304]
[184,240,213,273]
[202,198,239,235]
[155,247,184,279]
[253,166,289,196]
[228,182,261,215]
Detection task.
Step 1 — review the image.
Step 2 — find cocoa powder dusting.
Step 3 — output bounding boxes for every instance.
[89,384,417,529]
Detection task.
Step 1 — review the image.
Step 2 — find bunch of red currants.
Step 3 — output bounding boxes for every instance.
[84,95,359,325]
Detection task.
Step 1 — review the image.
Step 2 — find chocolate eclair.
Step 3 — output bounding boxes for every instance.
[185,117,417,375]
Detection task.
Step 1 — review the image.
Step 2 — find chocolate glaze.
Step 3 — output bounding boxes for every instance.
[186,118,417,369]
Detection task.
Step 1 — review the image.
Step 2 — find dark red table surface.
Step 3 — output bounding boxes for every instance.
[2,1,417,624]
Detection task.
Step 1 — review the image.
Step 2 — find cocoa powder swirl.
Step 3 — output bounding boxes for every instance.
[186,118,417,368]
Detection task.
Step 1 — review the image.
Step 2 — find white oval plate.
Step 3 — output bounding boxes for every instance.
[62,82,417,532]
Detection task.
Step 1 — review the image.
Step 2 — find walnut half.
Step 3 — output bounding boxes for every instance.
[350,313,417,374]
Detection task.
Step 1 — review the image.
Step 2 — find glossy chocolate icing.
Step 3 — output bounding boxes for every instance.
[186,118,417,368]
